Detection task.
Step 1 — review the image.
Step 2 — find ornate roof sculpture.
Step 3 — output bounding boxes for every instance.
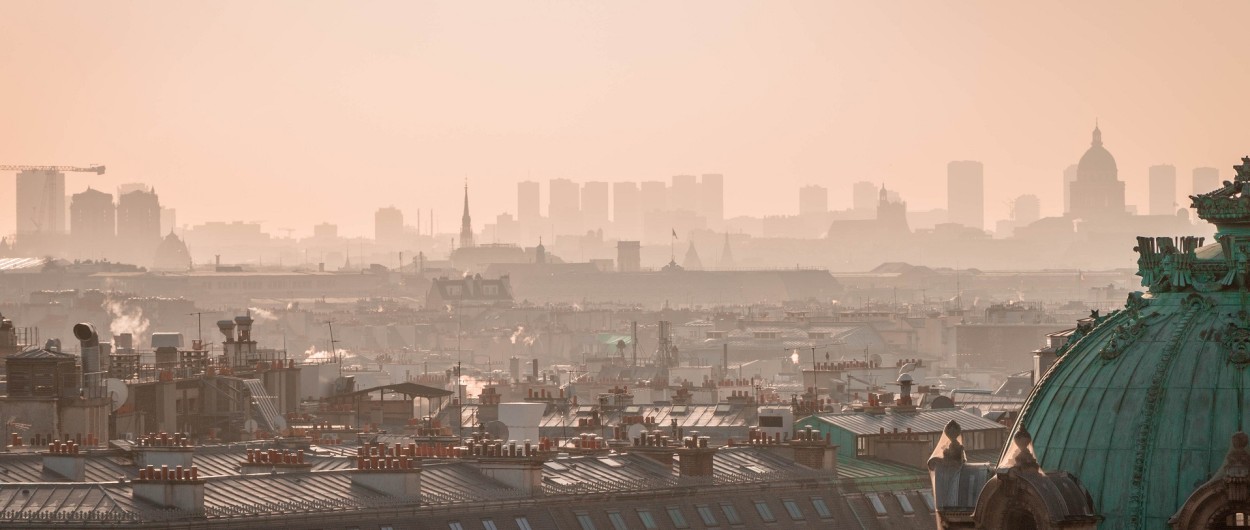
[932,156,1250,529]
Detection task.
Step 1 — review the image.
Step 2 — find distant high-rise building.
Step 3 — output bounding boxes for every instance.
[1063,164,1079,215]
[1070,125,1125,218]
[1148,164,1177,215]
[947,161,985,230]
[1194,167,1220,195]
[876,185,910,233]
[799,185,828,216]
[640,181,668,214]
[517,181,540,223]
[581,181,610,230]
[548,178,581,235]
[670,175,698,213]
[617,241,641,272]
[459,183,475,248]
[70,187,115,238]
[160,207,177,235]
[375,206,404,243]
[700,174,724,226]
[15,169,66,235]
[116,183,150,196]
[852,181,877,214]
[313,223,338,238]
[612,182,641,238]
[1014,194,1041,225]
[116,188,162,264]
[69,187,115,258]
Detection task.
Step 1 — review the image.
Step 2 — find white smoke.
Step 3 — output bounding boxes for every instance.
[790,350,800,364]
[104,298,150,343]
[248,307,278,322]
[510,326,525,344]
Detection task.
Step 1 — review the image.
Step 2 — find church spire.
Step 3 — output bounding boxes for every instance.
[459,180,475,248]
[1092,120,1103,147]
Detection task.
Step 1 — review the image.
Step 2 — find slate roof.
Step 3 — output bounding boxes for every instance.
[803,409,1006,436]
[0,441,938,528]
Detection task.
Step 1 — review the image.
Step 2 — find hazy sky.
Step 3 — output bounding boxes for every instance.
[3,1,1250,237]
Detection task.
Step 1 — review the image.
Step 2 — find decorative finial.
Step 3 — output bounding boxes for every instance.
[1010,428,1039,471]
[1235,157,1250,182]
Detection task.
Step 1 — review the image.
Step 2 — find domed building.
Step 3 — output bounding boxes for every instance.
[152,232,191,271]
[1069,125,1127,218]
[931,157,1250,529]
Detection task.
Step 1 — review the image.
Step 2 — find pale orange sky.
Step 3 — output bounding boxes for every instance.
[2,1,1249,238]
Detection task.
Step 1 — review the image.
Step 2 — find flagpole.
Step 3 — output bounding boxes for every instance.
[671,228,676,263]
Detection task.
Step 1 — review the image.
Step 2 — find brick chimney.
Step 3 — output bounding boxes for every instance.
[132,464,204,513]
[240,448,312,474]
[350,443,422,497]
[134,432,195,471]
[42,440,85,481]
[467,433,547,494]
[790,425,838,474]
[630,429,677,466]
[676,432,715,478]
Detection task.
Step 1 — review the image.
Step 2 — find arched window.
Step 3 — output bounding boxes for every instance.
[1003,507,1039,530]
[1211,507,1250,529]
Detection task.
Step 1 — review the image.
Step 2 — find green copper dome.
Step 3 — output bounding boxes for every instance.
[1010,157,1250,529]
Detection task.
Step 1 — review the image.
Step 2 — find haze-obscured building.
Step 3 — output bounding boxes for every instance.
[1148,164,1177,215]
[375,206,404,243]
[16,169,66,237]
[947,161,984,230]
[1068,125,1125,218]
[799,185,828,216]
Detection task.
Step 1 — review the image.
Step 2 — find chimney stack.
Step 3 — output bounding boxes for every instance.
[42,440,85,481]
[676,432,716,478]
[790,425,838,474]
[465,429,548,494]
[350,443,422,498]
[240,448,312,474]
[134,432,195,471]
[132,464,204,513]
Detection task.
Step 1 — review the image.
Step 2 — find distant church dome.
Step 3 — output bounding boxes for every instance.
[152,232,191,271]
[1076,125,1118,182]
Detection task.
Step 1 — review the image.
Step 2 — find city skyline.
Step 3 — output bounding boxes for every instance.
[4,1,1250,237]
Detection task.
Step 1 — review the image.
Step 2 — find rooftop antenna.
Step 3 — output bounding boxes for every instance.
[187,312,206,350]
[326,320,341,377]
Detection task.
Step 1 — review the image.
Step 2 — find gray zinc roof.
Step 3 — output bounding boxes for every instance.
[806,408,1004,436]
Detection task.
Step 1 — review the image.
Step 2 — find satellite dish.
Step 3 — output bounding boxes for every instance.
[484,420,509,441]
[243,419,259,434]
[104,378,129,412]
[869,353,883,365]
[626,424,646,441]
[898,362,916,375]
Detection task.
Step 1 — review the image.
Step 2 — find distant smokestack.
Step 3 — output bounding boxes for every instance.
[532,359,539,382]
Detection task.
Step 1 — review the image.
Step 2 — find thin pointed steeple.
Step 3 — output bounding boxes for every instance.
[719,232,735,269]
[682,241,703,270]
[459,180,475,248]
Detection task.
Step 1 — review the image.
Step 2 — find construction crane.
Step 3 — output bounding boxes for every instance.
[0,164,105,175]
